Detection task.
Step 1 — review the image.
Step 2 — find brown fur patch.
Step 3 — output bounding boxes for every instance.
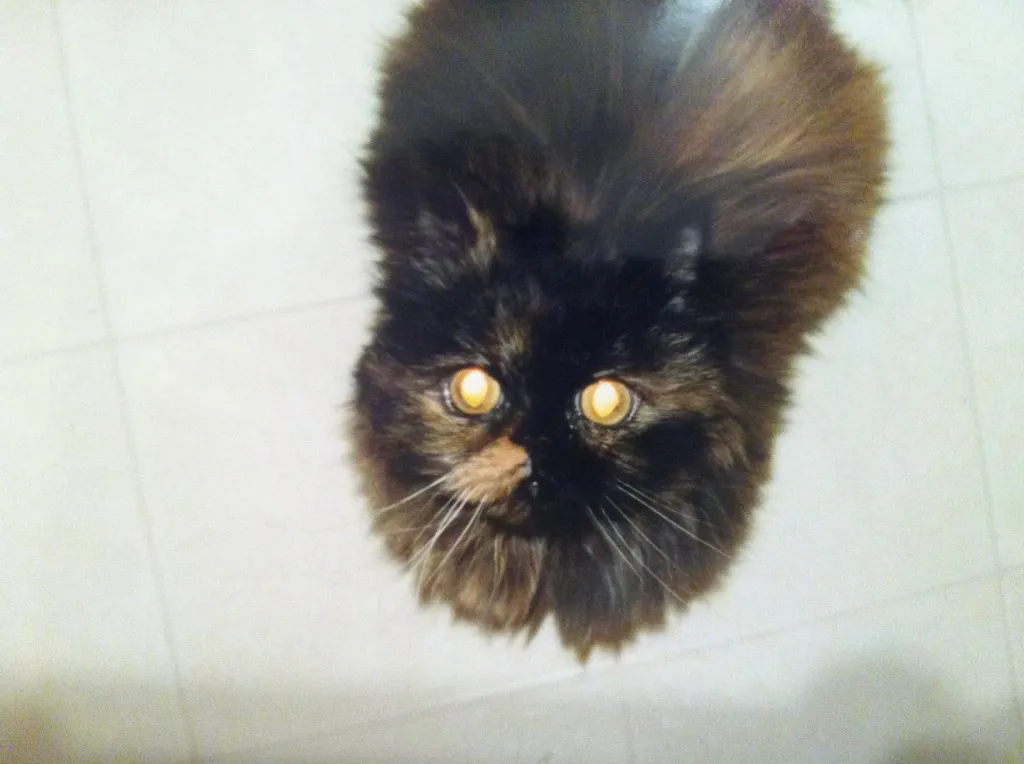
[431,533,546,629]
[449,437,529,503]
[466,205,498,268]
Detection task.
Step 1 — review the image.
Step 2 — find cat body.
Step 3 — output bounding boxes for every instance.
[352,0,888,656]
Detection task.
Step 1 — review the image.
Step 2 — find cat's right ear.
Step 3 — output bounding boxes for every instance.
[363,152,494,286]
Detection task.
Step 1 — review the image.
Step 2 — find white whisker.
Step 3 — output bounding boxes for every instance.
[406,491,465,577]
[607,496,683,572]
[615,480,728,557]
[617,479,696,525]
[376,475,449,515]
[603,500,689,606]
[423,500,486,587]
[587,506,642,581]
[403,491,459,555]
[629,480,721,532]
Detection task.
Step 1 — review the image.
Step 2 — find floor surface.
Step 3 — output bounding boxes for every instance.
[1,0,1022,761]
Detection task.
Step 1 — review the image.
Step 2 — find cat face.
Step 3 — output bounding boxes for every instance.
[352,189,758,653]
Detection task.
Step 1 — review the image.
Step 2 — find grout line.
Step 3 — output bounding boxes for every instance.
[941,173,1024,196]
[881,189,937,206]
[906,0,1024,727]
[113,292,370,346]
[1003,562,1024,578]
[903,0,1023,196]
[618,570,1003,676]
[0,338,109,370]
[1,293,372,367]
[49,2,200,760]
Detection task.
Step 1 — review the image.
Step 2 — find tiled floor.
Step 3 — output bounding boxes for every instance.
[1,0,1021,762]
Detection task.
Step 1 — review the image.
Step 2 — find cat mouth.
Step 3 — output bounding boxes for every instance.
[482,499,590,540]
[482,501,534,533]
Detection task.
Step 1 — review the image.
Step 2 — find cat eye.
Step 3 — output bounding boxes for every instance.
[578,379,634,427]
[448,367,502,416]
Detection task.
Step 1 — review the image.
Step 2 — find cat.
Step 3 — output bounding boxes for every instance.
[350,0,888,658]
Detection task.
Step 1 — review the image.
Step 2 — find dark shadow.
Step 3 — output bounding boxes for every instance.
[620,655,1021,764]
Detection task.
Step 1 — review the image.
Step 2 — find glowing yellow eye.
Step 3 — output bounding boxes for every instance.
[580,379,633,426]
[449,367,502,416]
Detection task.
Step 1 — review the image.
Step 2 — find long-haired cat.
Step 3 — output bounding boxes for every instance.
[351,0,888,657]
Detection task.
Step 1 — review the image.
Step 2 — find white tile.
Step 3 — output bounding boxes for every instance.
[910,0,1024,186]
[469,671,633,764]
[0,2,105,361]
[1003,567,1024,735]
[225,669,632,764]
[945,183,1024,567]
[117,301,423,756]
[733,197,993,616]
[0,349,189,761]
[55,0,410,336]
[628,197,994,660]
[398,604,586,712]
[621,577,1020,763]
[218,702,498,764]
[833,0,939,198]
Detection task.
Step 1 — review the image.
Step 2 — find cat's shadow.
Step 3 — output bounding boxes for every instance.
[624,654,1020,764]
[1,655,1019,763]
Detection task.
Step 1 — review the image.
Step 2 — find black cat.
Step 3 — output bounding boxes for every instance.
[351,0,888,657]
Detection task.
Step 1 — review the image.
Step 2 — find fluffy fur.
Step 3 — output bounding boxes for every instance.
[351,0,888,657]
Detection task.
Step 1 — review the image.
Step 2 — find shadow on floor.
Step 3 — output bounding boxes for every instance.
[1,653,1020,763]
[623,655,1021,764]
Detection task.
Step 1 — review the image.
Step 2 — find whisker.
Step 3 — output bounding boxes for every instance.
[403,491,459,555]
[698,485,731,540]
[587,506,642,581]
[376,475,449,515]
[615,481,728,558]
[406,491,465,577]
[387,524,436,535]
[616,479,697,525]
[487,537,503,610]
[614,481,695,530]
[602,500,689,606]
[412,521,458,586]
[422,500,485,587]
[607,496,686,573]
[625,480,721,532]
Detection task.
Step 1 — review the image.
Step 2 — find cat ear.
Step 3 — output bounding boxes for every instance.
[365,155,496,286]
[411,192,497,275]
[450,186,498,270]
